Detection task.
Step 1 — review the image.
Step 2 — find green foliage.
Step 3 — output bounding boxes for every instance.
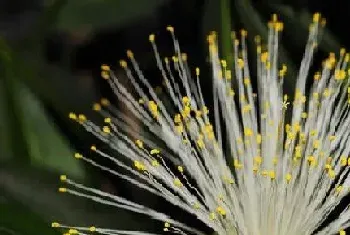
[56,0,169,33]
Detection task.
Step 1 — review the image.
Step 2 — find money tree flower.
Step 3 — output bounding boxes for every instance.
[53,13,350,235]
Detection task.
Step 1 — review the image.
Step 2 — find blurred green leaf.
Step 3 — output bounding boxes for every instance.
[18,82,84,177]
[220,0,233,66]
[0,163,156,231]
[0,38,83,177]
[56,0,169,34]
[0,39,30,163]
[0,193,60,235]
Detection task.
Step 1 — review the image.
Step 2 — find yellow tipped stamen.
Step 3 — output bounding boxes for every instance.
[101,64,110,71]
[150,149,160,155]
[69,112,77,120]
[174,178,182,187]
[51,222,60,228]
[126,50,134,58]
[93,103,101,111]
[58,187,67,193]
[166,26,174,33]
[149,34,155,42]
[74,153,82,159]
[100,98,110,106]
[60,175,67,182]
[69,229,79,234]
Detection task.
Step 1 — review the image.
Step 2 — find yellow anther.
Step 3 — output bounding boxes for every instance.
[269,171,276,180]
[329,135,336,142]
[101,64,110,71]
[175,125,184,134]
[102,126,110,134]
[74,153,82,159]
[51,222,60,228]
[325,164,332,170]
[203,106,209,114]
[78,114,86,123]
[256,134,262,144]
[104,117,111,123]
[260,52,268,63]
[221,60,227,68]
[89,226,96,232]
[135,139,143,148]
[195,67,200,76]
[242,105,252,113]
[244,128,253,137]
[209,212,216,220]
[310,130,317,136]
[254,156,262,165]
[151,159,159,167]
[149,34,155,42]
[339,229,346,235]
[314,72,321,80]
[301,112,308,119]
[240,29,247,37]
[313,13,321,23]
[193,202,200,209]
[69,229,79,234]
[174,178,183,187]
[181,53,187,61]
[197,138,205,149]
[313,140,320,149]
[182,96,190,106]
[340,156,347,166]
[126,50,134,58]
[174,114,182,124]
[58,187,67,193]
[335,69,346,80]
[234,159,243,169]
[69,112,77,120]
[172,56,179,63]
[148,101,158,118]
[177,166,184,173]
[60,175,67,182]
[228,88,235,96]
[273,157,278,165]
[244,77,250,85]
[216,206,226,216]
[328,169,336,179]
[93,103,101,111]
[101,70,110,79]
[90,145,96,151]
[164,222,171,228]
[101,98,110,106]
[336,185,343,194]
[166,25,174,32]
[134,160,146,171]
[237,58,244,68]
[150,149,160,155]
[119,60,127,68]
[285,173,292,183]
[138,98,144,104]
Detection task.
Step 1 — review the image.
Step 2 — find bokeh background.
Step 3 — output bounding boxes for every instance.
[0,0,349,234]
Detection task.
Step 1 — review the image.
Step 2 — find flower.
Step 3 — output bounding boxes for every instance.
[53,13,350,235]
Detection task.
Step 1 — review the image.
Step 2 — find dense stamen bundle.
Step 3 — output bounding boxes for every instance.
[53,13,350,235]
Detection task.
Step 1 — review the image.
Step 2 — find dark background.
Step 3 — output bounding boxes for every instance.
[0,0,349,234]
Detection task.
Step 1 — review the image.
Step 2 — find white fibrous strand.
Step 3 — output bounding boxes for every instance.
[53,13,350,235]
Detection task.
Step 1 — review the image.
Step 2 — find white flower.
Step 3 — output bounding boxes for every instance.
[54,13,350,235]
